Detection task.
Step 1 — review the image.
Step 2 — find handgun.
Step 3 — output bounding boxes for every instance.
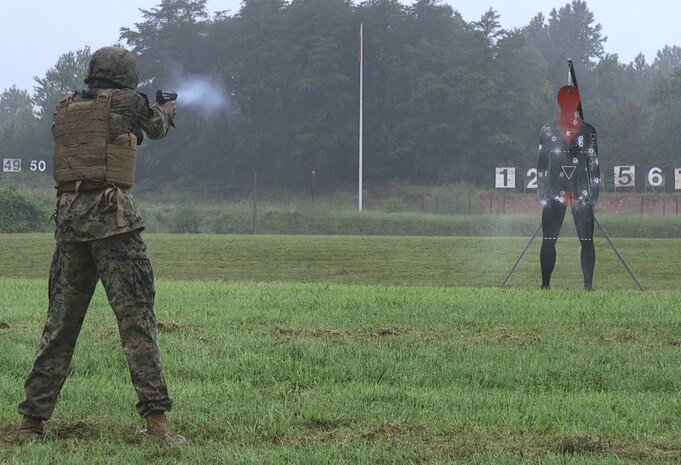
[156,89,178,104]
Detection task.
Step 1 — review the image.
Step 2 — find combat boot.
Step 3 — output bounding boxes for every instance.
[17,416,51,442]
[145,412,186,445]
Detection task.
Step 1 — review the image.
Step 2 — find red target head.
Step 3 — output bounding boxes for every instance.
[557,85,581,116]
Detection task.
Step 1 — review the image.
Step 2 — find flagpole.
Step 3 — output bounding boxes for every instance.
[358,22,364,211]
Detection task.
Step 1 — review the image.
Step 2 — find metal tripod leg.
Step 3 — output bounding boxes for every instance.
[501,217,644,290]
[501,223,542,287]
[594,216,645,291]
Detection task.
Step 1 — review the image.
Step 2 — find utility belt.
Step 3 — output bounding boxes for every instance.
[57,180,109,193]
[57,180,127,227]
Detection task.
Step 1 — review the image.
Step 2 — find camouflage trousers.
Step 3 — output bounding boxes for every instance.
[18,231,172,420]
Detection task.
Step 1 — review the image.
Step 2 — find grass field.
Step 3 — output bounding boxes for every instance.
[0,232,673,289]
[1,233,681,464]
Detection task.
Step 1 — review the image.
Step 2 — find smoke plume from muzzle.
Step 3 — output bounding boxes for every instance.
[170,74,230,117]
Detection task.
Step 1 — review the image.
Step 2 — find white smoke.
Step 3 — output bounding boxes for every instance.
[175,75,230,115]
[163,67,231,118]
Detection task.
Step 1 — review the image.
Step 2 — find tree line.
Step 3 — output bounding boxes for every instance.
[2,0,681,194]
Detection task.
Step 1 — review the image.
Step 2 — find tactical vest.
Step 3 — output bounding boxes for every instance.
[53,89,137,190]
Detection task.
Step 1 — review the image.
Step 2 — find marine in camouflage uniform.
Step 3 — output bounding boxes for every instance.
[18,47,184,443]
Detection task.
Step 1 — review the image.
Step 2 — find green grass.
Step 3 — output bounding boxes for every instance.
[0,233,673,290]
[2,233,681,463]
[143,205,681,237]
[5,179,681,237]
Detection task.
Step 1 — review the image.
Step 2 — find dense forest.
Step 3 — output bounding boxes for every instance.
[2,0,681,194]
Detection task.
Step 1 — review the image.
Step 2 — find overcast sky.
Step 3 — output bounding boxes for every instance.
[1,0,678,94]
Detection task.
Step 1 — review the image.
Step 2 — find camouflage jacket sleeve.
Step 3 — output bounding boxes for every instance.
[130,92,171,140]
[108,89,170,141]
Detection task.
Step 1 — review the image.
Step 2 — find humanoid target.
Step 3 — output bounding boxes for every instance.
[537,85,600,290]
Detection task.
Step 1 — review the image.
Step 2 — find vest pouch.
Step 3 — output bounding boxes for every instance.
[53,90,138,190]
[53,93,110,187]
[106,132,137,188]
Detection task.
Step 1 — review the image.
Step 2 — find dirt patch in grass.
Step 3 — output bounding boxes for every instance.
[553,434,681,460]
[614,334,640,343]
[274,327,304,339]
[0,322,9,329]
[493,330,520,342]
[0,420,17,444]
[294,421,416,446]
[357,422,413,440]
[420,433,681,461]
[0,417,109,445]
[51,417,104,440]
[487,328,540,344]
[275,326,413,340]
[302,417,352,432]
[370,327,412,337]
[312,328,351,338]
[157,320,184,332]
[556,435,607,454]
[284,425,681,462]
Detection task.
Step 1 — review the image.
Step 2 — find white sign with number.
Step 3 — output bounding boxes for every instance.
[29,160,47,172]
[614,165,635,187]
[676,168,681,191]
[646,167,665,188]
[495,167,516,189]
[525,168,538,190]
[2,158,21,172]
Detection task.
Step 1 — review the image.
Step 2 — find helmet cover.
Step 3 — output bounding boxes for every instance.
[84,47,139,89]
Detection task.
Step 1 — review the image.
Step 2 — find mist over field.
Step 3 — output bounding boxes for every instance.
[3,0,681,196]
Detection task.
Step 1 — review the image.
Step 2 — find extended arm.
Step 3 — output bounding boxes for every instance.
[132,92,173,140]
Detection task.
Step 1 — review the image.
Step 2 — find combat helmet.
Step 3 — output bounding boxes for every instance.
[84,47,139,89]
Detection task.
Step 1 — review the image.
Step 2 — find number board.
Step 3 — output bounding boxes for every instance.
[3,158,21,172]
[525,168,538,190]
[645,167,665,188]
[614,165,635,188]
[493,165,681,190]
[495,167,516,189]
[1,158,48,173]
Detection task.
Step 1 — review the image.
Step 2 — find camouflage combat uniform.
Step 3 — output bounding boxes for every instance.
[18,47,174,420]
